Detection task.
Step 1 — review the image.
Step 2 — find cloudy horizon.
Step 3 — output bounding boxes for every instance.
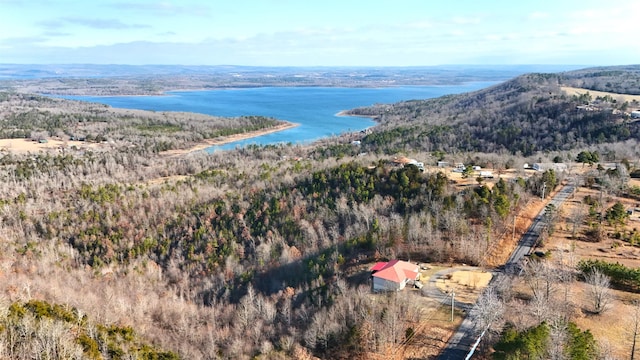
[1,0,638,66]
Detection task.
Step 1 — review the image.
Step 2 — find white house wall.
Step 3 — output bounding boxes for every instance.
[372,277,401,292]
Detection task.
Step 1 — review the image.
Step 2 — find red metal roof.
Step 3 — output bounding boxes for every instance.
[372,260,419,283]
[370,262,388,272]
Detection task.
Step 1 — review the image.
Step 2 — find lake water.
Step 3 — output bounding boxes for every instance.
[63,82,497,151]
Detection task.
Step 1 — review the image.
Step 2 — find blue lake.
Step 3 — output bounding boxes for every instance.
[62,82,497,151]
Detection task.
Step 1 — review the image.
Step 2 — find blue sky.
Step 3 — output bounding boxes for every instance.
[0,0,638,66]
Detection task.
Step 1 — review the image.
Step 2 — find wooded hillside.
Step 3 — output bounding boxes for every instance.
[0,66,638,359]
[347,67,640,156]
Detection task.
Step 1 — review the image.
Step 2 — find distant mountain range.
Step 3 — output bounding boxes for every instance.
[0,63,584,80]
[0,64,591,96]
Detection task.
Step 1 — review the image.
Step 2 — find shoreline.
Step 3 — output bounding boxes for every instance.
[161,121,299,156]
[335,109,377,120]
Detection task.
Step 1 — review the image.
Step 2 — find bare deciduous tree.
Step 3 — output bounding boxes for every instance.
[585,269,613,314]
[524,260,558,305]
[569,205,585,239]
[472,287,505,336]
[547,318,568,360]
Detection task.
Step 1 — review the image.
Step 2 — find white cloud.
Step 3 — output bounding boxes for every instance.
[0,36,49,46]
[39,17,151,30]
[109,1,212,17]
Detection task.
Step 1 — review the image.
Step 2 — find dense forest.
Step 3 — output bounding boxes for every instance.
[0,66,639,359]
[0,92,286,153]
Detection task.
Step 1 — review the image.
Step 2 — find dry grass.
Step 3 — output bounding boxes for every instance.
[434,270,493,303]
[0,138,102,154]
[543,184,640,268]
[534,180,640,359]
[401,267,492,358]
[561,86,640,107]
[572,284,640,359]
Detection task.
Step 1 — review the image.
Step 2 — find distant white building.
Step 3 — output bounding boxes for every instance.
[480,171,494,178]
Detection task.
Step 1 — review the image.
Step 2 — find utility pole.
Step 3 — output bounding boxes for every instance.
[541,182,547,200]
[451,291,455,322]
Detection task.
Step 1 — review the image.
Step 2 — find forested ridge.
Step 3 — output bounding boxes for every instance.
[347,67,640,156]
[0,92,286,153]
[559,65,640,95]
[0,66,639,359]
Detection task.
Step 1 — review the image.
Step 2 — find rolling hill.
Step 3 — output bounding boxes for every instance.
[346,66,640,156]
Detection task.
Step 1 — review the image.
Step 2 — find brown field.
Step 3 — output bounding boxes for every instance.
[561,86,640,107]
[433,270,493,303]
[542,184,640,268]
[0,138,102,154]
[533,180,640,359]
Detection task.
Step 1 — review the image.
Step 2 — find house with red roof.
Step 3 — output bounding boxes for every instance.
[370,260,420,292]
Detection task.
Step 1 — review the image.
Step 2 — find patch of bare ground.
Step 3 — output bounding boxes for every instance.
[442,167,503,190]
[365,295,464,360]
[542,183,640,268]
[433,270,493,303]
[391,308,464,360]
[561,86,640,105]
[0,138,103,154]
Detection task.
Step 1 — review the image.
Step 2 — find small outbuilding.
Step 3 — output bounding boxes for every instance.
[480,171,494,178]
[371,260,420,292]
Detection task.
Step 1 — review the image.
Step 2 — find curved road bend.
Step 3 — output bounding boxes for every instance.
[438,184,575,360]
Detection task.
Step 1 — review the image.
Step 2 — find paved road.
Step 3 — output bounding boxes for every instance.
[505,185,576,270]
[437,184,575,360]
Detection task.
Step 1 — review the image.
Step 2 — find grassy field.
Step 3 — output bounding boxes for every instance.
[561,86,640,107]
